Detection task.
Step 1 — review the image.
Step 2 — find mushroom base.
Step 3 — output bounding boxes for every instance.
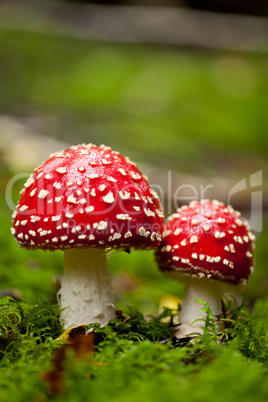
[164,273,224,338]
[58,248,116,330]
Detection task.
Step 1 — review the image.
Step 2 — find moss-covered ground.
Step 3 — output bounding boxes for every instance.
[0,20,267,402]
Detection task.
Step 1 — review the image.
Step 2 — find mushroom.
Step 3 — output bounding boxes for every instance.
[11,144,164,329]
[155,199,255,338]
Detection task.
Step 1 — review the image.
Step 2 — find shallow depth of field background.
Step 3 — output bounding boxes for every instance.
[0,0,267,330]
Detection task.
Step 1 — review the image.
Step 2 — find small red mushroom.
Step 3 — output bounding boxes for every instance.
[11,144,164,329]
[155,199,255,337]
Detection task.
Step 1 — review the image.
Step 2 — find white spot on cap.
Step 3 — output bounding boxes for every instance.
[223,259,229,265]
[52,215,61,221]
[103,192,115,204]
[36,172,43,179]
[224,245,230,252]
[118,168,127,176]
[45,174,52,179]
[116,214,132,220]
[163,230,171,238]
[139,227,147,236]
[133,206,140,211]
[191,219,199,226]
[29,230,36,236]
[87,173,99,179]
[99,184,107,192]
[215,231,226,239]
[191,253,198,259]
[20,205,29,212]
[89,234,95,240]
[156,234,162,241]
[85,206,94,213]
[17,233,24,239]
[174,228,182,236]
[229,244,235,253]
[65,213,74,219]
[97,221,108,230]
[55,196,63,203]
[78,234,87,239]
[248,232,256,242]
[203,225,210,232]
[119,191,131,200]
[40,230,49,237]
[61,236,68,241]
[180,239,187,246]
[62,222,69,228]
[30,188,37,197]
[144,208,155,217]
[10,227,15,235]
[56,167,67,174]
[67,194,77,204]
[12,211,17,219]
[78,167,86,173]
[199,254,205,260]
[24,176,35,188]
[237,236,243,244]
[130,172,142,180]
[109,233,122,241]
[246,251,253,258]
[135,192,141,200]
[80,198,87,204]
[217,217,226,224]
[79,149,89,155]
[189,235,198,244]
[172,256,179,261]
[107,177,117,183]
[21,220,27,226]
[235,219,243,227]
[53,182,62,190]
[150,232,156,241]
[124,231,132,238]
[91,189,96,197]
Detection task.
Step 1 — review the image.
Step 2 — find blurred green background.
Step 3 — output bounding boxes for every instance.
[0,0,267,316]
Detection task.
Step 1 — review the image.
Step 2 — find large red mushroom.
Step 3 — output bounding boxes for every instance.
[155,199,255,337]
[11,144,164,329]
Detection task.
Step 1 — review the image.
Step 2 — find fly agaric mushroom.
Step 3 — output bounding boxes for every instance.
[155,199,255,338]
[11,144,164,329]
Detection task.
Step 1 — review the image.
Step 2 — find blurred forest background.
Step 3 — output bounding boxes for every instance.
[0,0,267,314]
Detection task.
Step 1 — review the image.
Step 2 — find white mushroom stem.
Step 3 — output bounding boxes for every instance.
[164,273,224,338]
[57,248,116,330]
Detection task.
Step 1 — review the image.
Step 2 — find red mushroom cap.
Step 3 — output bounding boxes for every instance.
[155,200,255,285]
[11,144,164,250]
